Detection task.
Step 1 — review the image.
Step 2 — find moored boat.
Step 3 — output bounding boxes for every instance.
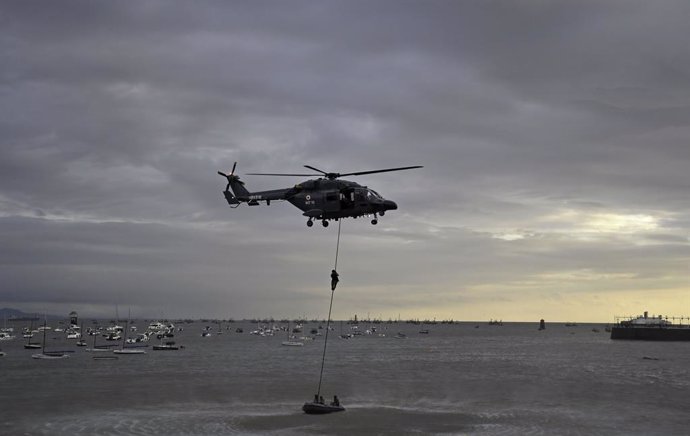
[113,348,146,354]
[31,320,69,359]
[32,352,70,359]
[152,341,179,350]
[282,340,304,346]
[113,320,146,354]
[282,322,304,346]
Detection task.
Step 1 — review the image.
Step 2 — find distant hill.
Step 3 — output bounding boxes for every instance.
[0,307,60,321]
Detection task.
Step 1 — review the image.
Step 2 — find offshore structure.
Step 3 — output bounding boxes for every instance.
[610,311,690,341]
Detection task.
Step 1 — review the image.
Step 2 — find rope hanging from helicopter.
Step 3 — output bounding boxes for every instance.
[315,218,342,398]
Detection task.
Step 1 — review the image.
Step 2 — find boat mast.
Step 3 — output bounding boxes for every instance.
[41,319,47,354]
[120,320,128,350]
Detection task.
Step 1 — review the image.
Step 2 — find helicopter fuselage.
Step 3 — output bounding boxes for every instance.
[218,163,421,227]
[223,177,397,226]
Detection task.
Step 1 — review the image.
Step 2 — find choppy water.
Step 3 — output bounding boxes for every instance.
[1,321,689,435]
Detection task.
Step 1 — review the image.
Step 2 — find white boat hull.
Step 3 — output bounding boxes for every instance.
[282,341,304,346]
[113,349,146,354]
[32,353,69,359]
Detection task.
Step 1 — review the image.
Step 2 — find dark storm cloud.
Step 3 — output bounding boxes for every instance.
[1,1,689,320]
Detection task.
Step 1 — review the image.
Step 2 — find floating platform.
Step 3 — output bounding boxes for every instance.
[302,402,345,414]
[610,312,690,341]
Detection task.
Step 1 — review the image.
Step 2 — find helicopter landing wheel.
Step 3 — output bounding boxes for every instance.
[379,211,385,216]
[371,219,378,225]
[307,219,314,227]
[322,220,329,227]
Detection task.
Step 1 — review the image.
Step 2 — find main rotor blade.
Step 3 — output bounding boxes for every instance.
[338,165,424,177]
[245,173,317,177]
[245,165,423,178]
[231,162,237,175]
[217,171,228,177]
[303,165,327,175]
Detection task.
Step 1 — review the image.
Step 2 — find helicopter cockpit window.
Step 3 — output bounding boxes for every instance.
[366,189,382,199]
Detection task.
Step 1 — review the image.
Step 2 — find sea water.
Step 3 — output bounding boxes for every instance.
[1,321,689,435]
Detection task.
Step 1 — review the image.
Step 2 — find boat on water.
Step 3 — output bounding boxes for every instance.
[32,351,70,359]
[282,340,304,346]
[85,328,113,352]
[610,311,690,341]
[113,348,146,354]
[303,398,345,414]
[24,320,41,349]
[152,341,179,351]
[86,346,112,352]
[104,331,122,341]
[75,321,87,346]
[0,331,15,341]
[31,321,69,359]
[65,328,81,339]
[113,320,146,354]
[282,322,304,346]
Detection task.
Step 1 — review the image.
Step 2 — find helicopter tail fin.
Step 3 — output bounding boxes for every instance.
[223,191,241,205]
[228,177,250,199]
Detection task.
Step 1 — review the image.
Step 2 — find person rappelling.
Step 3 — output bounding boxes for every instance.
[330,269,339,291]
[303,221,346,415]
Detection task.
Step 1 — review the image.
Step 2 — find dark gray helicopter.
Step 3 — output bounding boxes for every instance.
[217,163,422,227]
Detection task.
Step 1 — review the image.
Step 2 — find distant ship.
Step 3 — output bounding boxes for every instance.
[610,311,690,341]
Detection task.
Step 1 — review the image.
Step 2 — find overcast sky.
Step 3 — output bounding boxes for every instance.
[1,1,689,322]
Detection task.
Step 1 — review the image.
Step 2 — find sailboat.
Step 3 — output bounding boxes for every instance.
[113,320,146,355]
[113,320,146,354]
[32,320,69,359]
[282,321,304,347]
[24,319,41,349]
[76,321,87,347]
[85,325,112,352]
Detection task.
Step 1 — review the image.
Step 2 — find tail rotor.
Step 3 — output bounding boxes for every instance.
[217,162,238,192]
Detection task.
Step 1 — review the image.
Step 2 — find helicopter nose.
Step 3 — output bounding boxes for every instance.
[383,200,397,210]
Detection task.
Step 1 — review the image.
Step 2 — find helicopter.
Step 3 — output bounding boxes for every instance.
[217,163,422,227]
